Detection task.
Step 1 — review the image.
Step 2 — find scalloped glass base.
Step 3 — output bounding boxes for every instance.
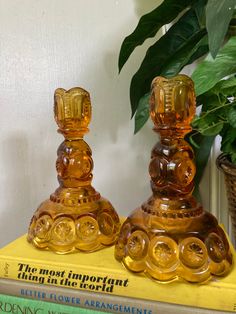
[28,188,120,254]
[115,207,233,283]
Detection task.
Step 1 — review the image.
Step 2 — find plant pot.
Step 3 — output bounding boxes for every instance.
[216,153,236,243]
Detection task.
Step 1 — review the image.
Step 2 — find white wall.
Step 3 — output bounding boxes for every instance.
[0,0,163,247]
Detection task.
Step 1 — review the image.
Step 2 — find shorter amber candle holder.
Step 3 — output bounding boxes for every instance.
[28,87,120,254]
[115,75,233,283]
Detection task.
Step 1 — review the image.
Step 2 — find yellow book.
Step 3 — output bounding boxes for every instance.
[0,235,236,313]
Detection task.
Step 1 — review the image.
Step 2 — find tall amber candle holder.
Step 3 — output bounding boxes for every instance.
[115,75,233,283]
[28,87,120,254]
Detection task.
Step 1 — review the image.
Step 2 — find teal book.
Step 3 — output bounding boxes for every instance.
[0,293,105,314]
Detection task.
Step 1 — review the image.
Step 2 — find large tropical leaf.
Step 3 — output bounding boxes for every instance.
[192,36,236,96]
[194,0,207,28]
[118,0,195,72]
[130,8,206,117]
[206,0,235,58]
[185,42,209,66]
[187,131,215,199]
[134,93,150,134]
[160,35,208,77]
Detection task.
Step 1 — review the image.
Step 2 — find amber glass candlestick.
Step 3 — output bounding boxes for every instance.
[115,75,232,283]
[28,87,120,254]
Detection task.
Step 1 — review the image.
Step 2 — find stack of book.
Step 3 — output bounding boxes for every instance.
[0,234,235,314]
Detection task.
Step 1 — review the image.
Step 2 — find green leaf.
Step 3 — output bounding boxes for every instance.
[186,132,215,197]
[227,106,236,128]
[197,94,221,111]
[193,98,225,135]
[220,125,236,154]
[118,0,195,72]
[134,93,150,134]
[231,153,236,164]
[184,0,208,66]
[194,0,207,28]
[160,35,208,77]
[193,186,201,202]
[192,112,224,136]
[130,8,206,116]
[192,36,236,96]
[211,76,236,97]
[185,42,209,66]
[192,93,227,135]
[206,0,235,58]
[194,135,215,197]
[200,122,224,136]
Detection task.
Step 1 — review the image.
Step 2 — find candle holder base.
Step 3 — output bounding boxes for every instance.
[28,187,120,254]
[115,203,232,283]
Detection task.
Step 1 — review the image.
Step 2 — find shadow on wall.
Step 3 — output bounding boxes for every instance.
[0,128,56,247]
[0,134,31,246]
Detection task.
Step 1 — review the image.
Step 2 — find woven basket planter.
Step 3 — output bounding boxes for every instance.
[216,153,236,243]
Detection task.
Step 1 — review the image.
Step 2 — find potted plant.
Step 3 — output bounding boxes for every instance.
[118,0,236,189]
[118,0,236,236]
[191,43,236,239]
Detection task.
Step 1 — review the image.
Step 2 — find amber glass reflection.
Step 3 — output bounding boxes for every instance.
[115,75,232,283]
[28,87,120,254]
